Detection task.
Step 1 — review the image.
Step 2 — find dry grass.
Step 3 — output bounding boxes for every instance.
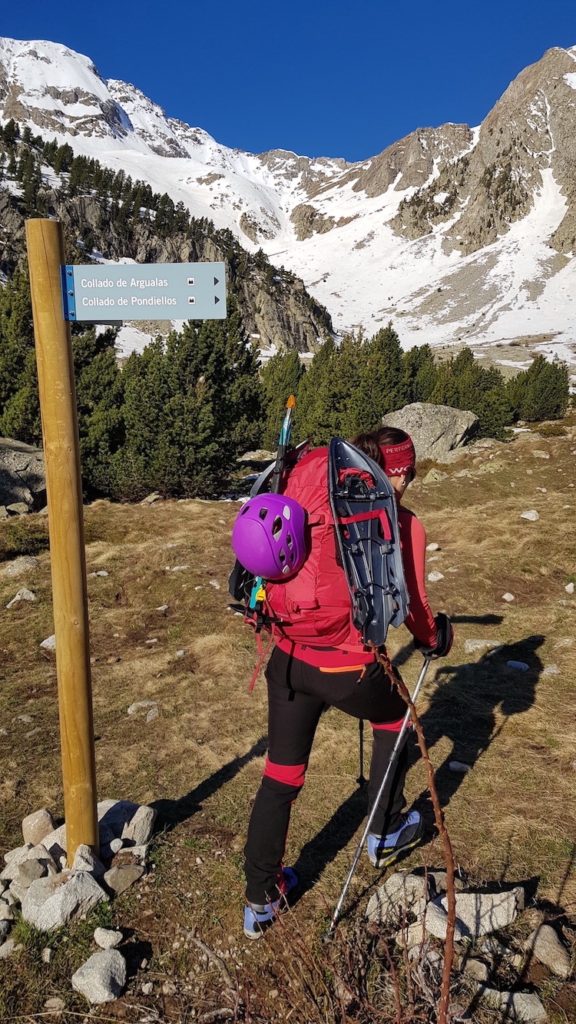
[0,422,575,1021]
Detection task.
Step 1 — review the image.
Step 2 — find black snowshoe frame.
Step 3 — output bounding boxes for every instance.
[328,438,409,646]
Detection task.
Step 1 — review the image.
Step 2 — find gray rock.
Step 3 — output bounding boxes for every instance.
[97,799,140,848]
[121,805,157,846]
[0,555,40,578]
[422,901,469,942]
[463,957,490,981]
[524,923,571,979]
[140,492,162,505]
[43,997,65,1011]
[542,664,560,676]
[382,403,478,462]
[6,587,37,609]
[0,921,10,942]
[22,808,55,846]
[422,869,466,895]
[0,902,15,922]
[1,844,34,880]
[476,987,547,1022]
[40,634,56,652]
[502,592,515,602]
[71,949,126,1004]
[423,469,448,483]
[0,437,45,509]
[72,845,105,877]
[394,921,428,950]
[41,946,52,964]
[21,871,107,931]
[428,570,445,582]
[366,871,429,924]
[40,825,67,864]
[0,938,22,959]
[127,700,157,717]
[103,864,145,895]
[438,887,524,939]
[6,502,30,516]
[109,839,124,854]
[521,510,540,522]
[14,858,48,888]
[94,927,123,950]
[464,639,500,655]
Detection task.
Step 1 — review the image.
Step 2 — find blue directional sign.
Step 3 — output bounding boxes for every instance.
[61,262,226,322]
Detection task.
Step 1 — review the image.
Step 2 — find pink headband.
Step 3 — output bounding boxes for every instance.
[379,438,416,477]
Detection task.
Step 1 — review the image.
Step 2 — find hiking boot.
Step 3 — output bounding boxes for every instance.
[366,809,424,868]
[243,866,298,940]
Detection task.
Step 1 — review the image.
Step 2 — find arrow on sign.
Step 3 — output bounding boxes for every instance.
[215,296,220,304]
[214,277,219,286]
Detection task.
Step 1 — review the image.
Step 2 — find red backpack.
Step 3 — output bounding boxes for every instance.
[265,446,362,648]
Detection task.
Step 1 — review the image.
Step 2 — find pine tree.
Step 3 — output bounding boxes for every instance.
[347,324,407,432]
[508,355,569,422]
[260,350,304,447]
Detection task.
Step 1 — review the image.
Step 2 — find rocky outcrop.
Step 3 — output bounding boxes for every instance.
[382,403,479,461]
[0,437,45,510]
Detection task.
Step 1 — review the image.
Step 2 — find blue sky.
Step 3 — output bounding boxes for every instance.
[2,1,576,160]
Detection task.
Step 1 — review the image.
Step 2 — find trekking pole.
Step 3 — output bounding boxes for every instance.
[357,719,366,787]
[325,655,433,939]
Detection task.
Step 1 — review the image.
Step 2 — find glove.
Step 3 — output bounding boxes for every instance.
[416,612,453,659]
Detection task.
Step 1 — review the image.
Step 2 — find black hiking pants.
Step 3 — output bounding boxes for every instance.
[244,645,411,904]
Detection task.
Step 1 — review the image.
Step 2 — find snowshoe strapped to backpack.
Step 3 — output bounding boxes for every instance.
[264,440,409,649]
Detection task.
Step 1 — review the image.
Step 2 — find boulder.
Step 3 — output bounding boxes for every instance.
[382,403,478,462]
[437,887,524,938]
[22,808,55,847]
[1,555,40,579]
[21,871,107,931]
[121,805,157,846]
[71,949,126,1004]
[0,437,46,510]
[524,923,571,979]
[366,871,428,924]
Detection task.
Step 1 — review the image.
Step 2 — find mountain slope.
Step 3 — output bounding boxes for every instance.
[1,37,575,370]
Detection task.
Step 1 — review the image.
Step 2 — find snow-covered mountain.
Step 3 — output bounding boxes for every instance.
[1,36,576,370]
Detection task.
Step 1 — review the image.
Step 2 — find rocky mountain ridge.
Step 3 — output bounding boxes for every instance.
[1,37,576,369]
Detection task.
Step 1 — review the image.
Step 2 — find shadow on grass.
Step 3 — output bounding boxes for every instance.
[412,633,544,820]
[150,735,268,832]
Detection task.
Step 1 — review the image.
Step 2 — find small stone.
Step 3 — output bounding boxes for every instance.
[464,640,500,654]
[40,634,56,652]
[0,938,22,959]
[6,588,37,609]
[103,864,145,895]
[0,902,15,922]
[1,555,40,578]
[146,706,159,723]
[41,946,52,963]
[448,761,471,774]
[0,921,10,942]
[71,949,126,1004]
[1,844,34,879]
[141,981,153,995]
[532,451,550,459]
[155,604,169,613]
[428,571,445,582]
[208,579,221,589]
[141,492,162,505]
[476,987,547,1022]
[542,664,560,676]
[366,871,429,924]
[520,510,540,522]
[72,845,105,876]
[426,542,441,551]
[175,649,186,658]
[127,700,158,717]
[565,582,575,594]
[524,923,571,979]
[22,808,55,847]
[43,997,65,1011]
[6,502,30,515]
[121,805,157,846]
[162,980,177,995]
[502,592,515,602]
[109,839,124,854]
[15,858,48,888]
[94,927,123,950]
[463,958,490,982]
[166,564,189,572]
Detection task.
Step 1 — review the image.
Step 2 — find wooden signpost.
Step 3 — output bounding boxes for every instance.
[26,219,99,861]
[25,218,227,863]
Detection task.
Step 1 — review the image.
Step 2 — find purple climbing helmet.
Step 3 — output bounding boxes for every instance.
[232,493,307,580]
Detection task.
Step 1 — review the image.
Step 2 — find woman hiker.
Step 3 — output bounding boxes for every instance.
[241,426,453,938]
